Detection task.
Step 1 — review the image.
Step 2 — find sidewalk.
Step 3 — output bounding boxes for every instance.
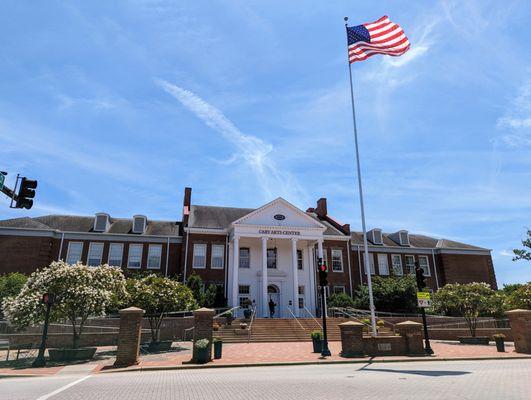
[1,340,529,377]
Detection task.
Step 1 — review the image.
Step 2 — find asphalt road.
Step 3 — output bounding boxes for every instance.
[2,359,530,400]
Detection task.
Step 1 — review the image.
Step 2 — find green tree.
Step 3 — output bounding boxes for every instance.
[0,272,27,319]
[127,274,197,342]
[185,273,224,308]
[432,282,504,337]
[186,273,204,305]
[353,275,418,313]
[513,229,531,262]
[328,292,355,308]
[3,261,126,348]
[503,282,531,310]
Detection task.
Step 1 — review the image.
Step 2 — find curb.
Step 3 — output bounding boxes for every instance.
[99,355,531,374]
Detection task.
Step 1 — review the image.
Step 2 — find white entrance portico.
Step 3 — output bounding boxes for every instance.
[227,198,326,318]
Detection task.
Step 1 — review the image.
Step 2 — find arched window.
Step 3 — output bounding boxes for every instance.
[267,284,279,294]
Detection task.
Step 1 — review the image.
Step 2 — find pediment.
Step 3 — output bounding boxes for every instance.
[232,198,325,229]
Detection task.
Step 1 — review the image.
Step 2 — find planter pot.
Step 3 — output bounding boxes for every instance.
[226,316,233,326]
[494,338,505,352]
[214,341,222,359]
[458,336,490,345]
[312,338,322,353]
[195,347,210,364]
[48,347,97,362]
[147,340,173,352]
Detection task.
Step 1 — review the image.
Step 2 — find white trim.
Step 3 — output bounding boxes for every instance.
[147,244,162,270]
[93,213,110,232]
[332,285,346,294]
[351,242,491,255]
[391,253,403,276]
[211,244,225,269]
[404,254,416,275]
[418,254,431,277]
[87,242,104,266]
[192,243,207,269]
[108,243,124,267]
[324,235,350,241]
[66,241,83,264]
[127,243,143,269]
[132,215,147,234]
[185,227,228,234]
[377,253,389,276]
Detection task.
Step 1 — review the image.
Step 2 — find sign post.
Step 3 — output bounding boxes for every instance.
[32,293,56,367]
[415,264,434,355]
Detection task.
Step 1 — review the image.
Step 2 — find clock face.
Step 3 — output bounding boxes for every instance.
[273,214,286,221]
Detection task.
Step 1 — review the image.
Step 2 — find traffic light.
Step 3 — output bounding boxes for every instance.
[15,177,37,209]
[415,263,426,290]
[317,257,328,286]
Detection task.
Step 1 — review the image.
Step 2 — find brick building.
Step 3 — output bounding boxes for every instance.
[0,187,497,318]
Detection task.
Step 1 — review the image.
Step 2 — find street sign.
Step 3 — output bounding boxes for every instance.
[417,291,432,308]
[0,174,4,190]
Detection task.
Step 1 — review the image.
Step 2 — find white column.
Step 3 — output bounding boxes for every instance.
[291,238,299,317]
[231,236,239,309]
[307,245,315,314]
[261,237,268,318]
[317,239,324,259]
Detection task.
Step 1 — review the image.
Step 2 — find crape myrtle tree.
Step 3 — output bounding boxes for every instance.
[3,261,126,348]
[126,274,197,342]
[0,272,27,319]
[513,229,531,262]
[432,282,504,337]
[501,282,531,310]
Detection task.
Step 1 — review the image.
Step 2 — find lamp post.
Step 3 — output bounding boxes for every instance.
[32,293,55,368]
[317,258,331,357]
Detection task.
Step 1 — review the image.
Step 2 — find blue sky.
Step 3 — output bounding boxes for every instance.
[0,1,530,285]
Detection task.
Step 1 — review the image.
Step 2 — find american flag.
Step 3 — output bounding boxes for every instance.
[347,16,410,63]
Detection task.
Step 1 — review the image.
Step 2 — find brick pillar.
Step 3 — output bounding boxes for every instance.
[339,321,364,357]
[507,309,531,354]
[114,307,145,367]
[192,307,215,362]
[395,321,424,356]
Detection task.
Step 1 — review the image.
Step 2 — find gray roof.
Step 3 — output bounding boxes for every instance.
[0,215,180,236]
[350,231,488,251]
[188,205,347,236]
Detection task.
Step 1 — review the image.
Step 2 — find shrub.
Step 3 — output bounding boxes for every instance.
[503,282,531,310]
[194,338,209,350]
[433,282,504,337]
[310,330,322,340]
[327,293,355,308]
[3,261,126,348]
[353,275,418,313]
[127,274,197,342]
[0,272,27,319]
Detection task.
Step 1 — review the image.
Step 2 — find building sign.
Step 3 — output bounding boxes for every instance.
[258,229,301,236]
[416,291,432,308]
[273,214,286,221]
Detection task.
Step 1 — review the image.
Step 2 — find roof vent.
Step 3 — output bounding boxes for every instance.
[94,213,110,232]
[389,230,410,246]
[132,215,147,234]
[367,228,383,245]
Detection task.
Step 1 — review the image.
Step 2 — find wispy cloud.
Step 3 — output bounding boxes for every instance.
[496,80,531,146]
[156,79,307,203]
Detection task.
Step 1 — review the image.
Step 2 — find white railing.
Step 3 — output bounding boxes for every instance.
[287,307,306,331]
[303,306,322,330]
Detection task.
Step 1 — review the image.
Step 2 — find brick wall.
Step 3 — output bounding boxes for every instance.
[184,233,228,286]
[322,240,353,295]
[0,235,56,274]
[438,253,497,289]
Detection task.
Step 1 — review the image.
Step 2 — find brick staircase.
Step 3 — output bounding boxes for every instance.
[216,318,351,343]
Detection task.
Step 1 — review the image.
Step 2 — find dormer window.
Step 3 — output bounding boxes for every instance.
[390,230,410,246]
[132,215,147,234]
[94,213,110,232]
[367,228,383,245]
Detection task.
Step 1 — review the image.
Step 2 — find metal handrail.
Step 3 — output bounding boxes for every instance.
[247,306,257,343]
[303,306,322,330]
[287,307,306,331]
[214,306,240,319]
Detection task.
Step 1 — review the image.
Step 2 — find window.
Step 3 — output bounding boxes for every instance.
[333,286,346,294]
[211,244,224,269]
[405,255,415,274]
[239,248,250,269]
[239,296,251,308]
[365,254,375,274]
[391,254,403,276]
[87,243,104,266]
[108,243,123,267]
[298,285,305,295]
[147,244,162,269]
[267,248,277,269]
[418,255,431,276]
[132,215,146,234]
[399,231,410,246]
[66,242,83,264]
[331,249,343,272]
[377,254,389,275]
[239,285,250,294]
[94,213,108,232]
[297,249,303,270]
[128,244,143,269]
[298,297,304,309]
[192,244,207,268]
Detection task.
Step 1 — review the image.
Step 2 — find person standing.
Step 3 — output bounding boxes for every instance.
[268,298,276,318]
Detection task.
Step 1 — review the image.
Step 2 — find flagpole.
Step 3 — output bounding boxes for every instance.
[344,16,377,337]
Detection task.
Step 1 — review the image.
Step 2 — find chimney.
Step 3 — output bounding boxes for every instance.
[342,223,351,234]
[315,198,327,218]
[182,187,192,228]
